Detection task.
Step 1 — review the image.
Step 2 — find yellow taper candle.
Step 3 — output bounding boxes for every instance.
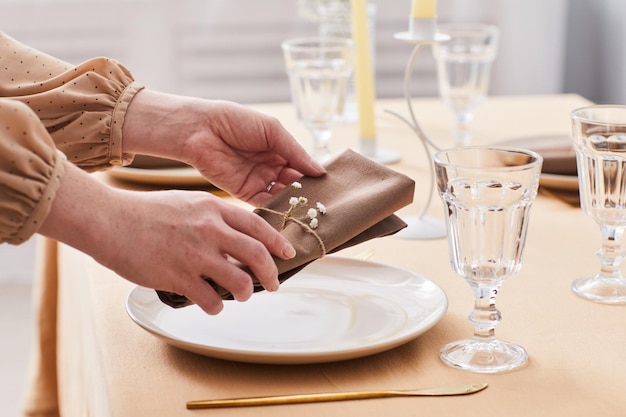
[411,0,437,18]
[350,0,377,141]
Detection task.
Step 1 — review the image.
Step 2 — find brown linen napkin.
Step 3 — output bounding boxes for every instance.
[130,154,189,169]
[157,149,415,307]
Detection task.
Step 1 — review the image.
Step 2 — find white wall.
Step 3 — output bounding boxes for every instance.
[0,239,37,284]
[0,0,619,103]
[438,0,570,96]
[564,0,626,104]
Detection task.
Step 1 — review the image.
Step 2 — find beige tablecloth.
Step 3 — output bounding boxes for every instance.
[26,95,626,417]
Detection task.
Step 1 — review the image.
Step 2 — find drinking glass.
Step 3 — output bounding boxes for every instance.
[434,147,542,373]
[571,105,626,304]
[433,24,500,145]
[281,37,354,163]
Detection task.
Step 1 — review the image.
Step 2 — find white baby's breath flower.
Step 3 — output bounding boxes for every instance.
[280,183,325,230]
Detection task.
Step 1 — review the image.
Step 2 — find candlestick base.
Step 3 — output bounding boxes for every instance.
[395,216,447,240]
[394,16,451,43]
[394,31,450,43]
[358,138,401,164]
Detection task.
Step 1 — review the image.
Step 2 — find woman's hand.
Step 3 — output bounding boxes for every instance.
[39,162,296,314]
[40,90,327,314]
[122,90,326,206]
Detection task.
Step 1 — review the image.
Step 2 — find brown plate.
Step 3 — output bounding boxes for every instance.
[497,135,578,191]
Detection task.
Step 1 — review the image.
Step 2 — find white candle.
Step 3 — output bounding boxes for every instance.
[411,0,437,18]
[350,0,377,141]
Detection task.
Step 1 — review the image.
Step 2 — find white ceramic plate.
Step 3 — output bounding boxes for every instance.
[107,166,210,186]
[126,257,448,364]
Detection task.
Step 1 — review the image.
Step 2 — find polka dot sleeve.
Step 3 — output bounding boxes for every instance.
[0,99,65,244]
[0,31,144,171]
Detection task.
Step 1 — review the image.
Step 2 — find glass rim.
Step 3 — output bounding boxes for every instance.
[570,104,626,126]
[433,146,543,171]
[281,36,354,51]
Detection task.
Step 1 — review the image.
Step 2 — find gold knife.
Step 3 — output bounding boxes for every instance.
[186,383,488,409]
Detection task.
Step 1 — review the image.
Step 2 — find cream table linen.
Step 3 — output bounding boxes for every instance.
[30,95,626,417]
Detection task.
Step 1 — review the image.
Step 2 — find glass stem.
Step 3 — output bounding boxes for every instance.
[597,225,625,279]
[453,111,474,145]
[468,284,502,341]
[311,128,332,163]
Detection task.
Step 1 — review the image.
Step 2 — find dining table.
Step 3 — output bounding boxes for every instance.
[25,93,626,417]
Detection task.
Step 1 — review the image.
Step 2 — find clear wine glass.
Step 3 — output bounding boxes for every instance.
[434,147,542,373]
[281,37,354,163]
[433,24,499,145]
[571,105,626,304]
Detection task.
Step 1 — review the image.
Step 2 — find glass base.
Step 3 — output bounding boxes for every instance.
[440,338,528,374]
[452,129,473,146]
[571,277,626,304]
[357,146,401,165]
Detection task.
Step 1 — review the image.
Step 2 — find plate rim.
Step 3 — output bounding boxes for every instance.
[107,166,209,186]
[126,256,448,364]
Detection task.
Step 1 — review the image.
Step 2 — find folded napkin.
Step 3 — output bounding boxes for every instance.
[157,149,415,308]
[130,154,189,169]
[498,135,577,175]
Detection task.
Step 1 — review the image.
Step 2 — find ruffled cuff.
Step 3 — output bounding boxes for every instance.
[0,99,67,244]
[9,151,66,244]
[109,80,145,167]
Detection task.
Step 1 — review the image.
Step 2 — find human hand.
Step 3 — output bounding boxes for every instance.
[122,90,326,206]
[40,163,295,314]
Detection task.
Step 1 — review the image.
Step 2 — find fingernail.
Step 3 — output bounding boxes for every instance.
[283,243,296,259]
[312,160,327,173]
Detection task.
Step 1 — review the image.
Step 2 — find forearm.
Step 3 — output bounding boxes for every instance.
[37,160,124,262]
[121,89,206,164]
[120,89,325,206]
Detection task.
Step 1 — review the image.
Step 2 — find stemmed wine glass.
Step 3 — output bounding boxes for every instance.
[433,24,499,145]
[281,37,354,163]
[571,105,626,304]
[434,147,542,373]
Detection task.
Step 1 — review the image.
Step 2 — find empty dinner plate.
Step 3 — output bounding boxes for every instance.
[126,256,447,364]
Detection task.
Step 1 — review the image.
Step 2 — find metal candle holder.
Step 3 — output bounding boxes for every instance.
[387,16,449,240]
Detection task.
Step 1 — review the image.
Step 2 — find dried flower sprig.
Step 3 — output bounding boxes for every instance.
[282,182,326,229]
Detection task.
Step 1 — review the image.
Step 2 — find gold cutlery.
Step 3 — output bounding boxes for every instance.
[186,383,488,409]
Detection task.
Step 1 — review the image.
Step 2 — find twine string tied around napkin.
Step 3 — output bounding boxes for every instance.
[256,207,327,257]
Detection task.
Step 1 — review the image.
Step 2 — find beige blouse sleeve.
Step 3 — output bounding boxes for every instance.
[0,32,144,244]
[0,100,65,244]
[0,31,144,170]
